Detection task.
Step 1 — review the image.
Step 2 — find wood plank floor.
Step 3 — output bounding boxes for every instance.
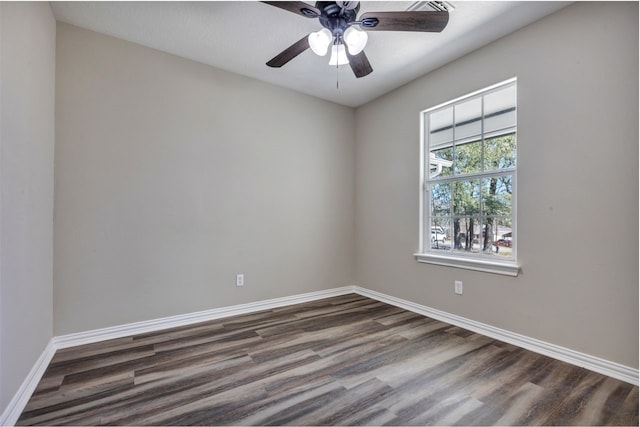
[17,294,638,426]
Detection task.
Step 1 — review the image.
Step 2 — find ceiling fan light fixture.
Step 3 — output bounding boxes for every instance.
[308,28,332,56]
[328,43,349,66]
[336,1,358,10]
[343,26,368,55]
[265,0,451,78]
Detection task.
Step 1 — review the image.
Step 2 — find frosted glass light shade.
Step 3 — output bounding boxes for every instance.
[328,44,349,66]
[308,28,332,56]
[336,1,358,10]
[343,26,368,55]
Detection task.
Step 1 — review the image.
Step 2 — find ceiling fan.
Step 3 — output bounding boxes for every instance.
[263,1,449,78]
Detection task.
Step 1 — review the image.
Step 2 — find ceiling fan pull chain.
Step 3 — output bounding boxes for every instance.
[336,63,339,90]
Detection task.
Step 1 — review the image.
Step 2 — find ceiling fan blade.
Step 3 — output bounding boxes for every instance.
[266,35,310,68]
[261,1,320,18]
[346,50,373,78]
[359,11,449,32]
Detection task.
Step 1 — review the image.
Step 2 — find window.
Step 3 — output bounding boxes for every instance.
[416,78,519,276]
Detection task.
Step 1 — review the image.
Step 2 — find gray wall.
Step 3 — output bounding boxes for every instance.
[0,2,55,412]
[54,23,356,335]
[355,1,638,368]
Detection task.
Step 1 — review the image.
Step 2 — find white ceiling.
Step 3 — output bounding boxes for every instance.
[50,1,571,107]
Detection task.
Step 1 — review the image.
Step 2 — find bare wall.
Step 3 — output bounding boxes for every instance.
[54,23,356,335]
[354,2,638,368]
[0,2,55,412]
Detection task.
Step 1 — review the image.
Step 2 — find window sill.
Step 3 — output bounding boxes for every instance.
[414,252,520,276]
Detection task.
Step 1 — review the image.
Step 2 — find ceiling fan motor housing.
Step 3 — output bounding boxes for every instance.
[316,1,360,38]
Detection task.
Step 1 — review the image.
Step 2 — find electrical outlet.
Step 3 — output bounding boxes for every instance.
[454,280,463,295]
[236,274,244,287]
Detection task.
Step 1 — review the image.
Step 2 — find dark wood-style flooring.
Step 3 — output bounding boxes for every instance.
[17,294,639,426]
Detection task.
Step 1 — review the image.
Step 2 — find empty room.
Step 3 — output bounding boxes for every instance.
[0,1,638,425]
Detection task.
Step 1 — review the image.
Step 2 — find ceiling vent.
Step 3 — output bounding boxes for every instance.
[406,1,455,13]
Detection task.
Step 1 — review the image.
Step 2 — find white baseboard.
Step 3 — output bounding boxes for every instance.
[0,339,57,427]
[54,286,357,349]
[2,284,637,426]
[352,286,639,386]
[0,286,356,426]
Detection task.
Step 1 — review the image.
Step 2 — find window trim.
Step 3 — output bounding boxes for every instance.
[416,78,520,276]
[414,252,520,276]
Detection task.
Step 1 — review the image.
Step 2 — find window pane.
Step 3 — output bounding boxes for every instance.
[429,107,453,146]
[429,147,453,178]
[481,175,513,216]
[430,182,451,217]
[453,179,480,216]
[484,85,516,133]
[454,97,481,141]
[452,216,481,253]
[485,110,515,134]
[430,218,451,250]
[485,217,513,258]
[454,140,482,175]
[484,134,516,171]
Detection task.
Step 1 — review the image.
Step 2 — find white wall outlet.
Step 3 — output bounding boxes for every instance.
[236,274,244,287]
[454,280,463,295]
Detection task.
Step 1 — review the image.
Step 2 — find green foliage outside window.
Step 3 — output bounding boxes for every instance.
[430,134,514,255]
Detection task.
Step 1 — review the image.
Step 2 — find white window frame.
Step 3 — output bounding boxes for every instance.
[415,78,520,276]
